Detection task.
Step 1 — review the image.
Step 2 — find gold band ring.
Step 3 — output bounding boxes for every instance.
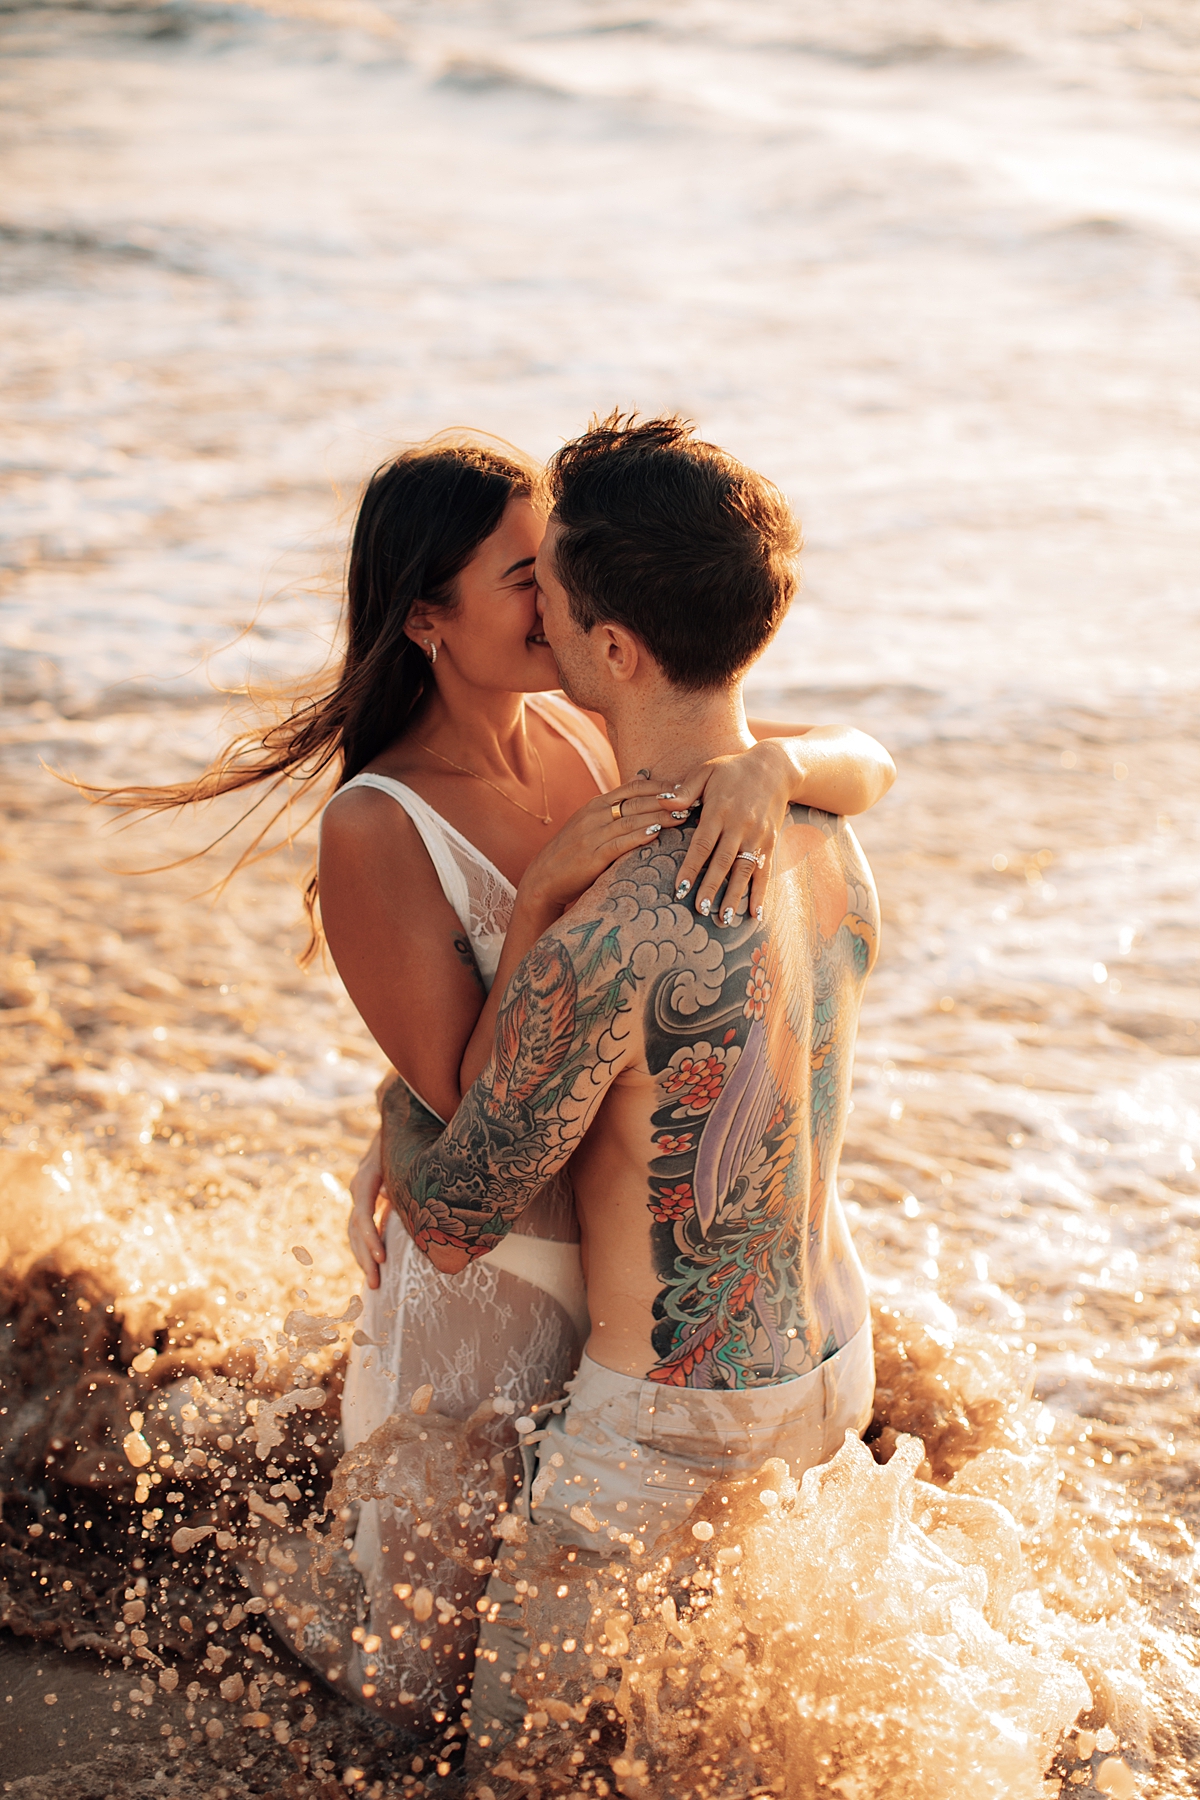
[737,849,765,868]
[611,801,624,821]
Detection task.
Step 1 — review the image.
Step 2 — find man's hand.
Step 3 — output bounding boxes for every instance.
[517,776,669,922]
[380,1074,471,1273]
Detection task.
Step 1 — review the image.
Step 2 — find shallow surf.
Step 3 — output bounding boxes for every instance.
[3,0,1200,1793]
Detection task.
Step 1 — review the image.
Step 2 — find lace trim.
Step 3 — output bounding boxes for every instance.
[464,861,514,944]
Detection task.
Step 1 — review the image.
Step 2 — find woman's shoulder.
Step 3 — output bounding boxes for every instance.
[319,781,461,922]
[321,777,423,850]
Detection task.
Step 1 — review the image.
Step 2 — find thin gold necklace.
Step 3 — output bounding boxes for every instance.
[415,734,553,826]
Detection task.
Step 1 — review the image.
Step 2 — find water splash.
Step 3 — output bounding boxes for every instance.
[471,1300,1162,1800]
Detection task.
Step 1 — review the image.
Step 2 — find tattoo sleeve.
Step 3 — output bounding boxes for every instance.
[380,908,640,1273]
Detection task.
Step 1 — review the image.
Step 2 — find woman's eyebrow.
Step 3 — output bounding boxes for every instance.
[500,556,536,577]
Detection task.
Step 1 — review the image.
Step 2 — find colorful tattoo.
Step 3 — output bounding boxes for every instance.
[644,808,877,1388]
[452,932,485,989]
[381,807,877,1380]
[380,925,633,1270]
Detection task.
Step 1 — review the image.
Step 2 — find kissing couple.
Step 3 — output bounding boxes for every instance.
[121,411,891,1758]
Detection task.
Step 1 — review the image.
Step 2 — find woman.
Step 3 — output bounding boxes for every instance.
[105,431,894,1729]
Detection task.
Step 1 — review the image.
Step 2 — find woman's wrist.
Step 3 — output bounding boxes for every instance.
[754,734,805,802]
[510,880,562,937]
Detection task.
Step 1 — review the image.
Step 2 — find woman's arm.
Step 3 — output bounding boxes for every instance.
[744,721,896,817]
[663,722,896,925]
[320,787,491,1282]
[319,786,488,1118]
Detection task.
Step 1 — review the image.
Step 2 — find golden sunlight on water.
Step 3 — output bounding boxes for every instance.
[3,0,1200,1796]
[2,695,1197,1799]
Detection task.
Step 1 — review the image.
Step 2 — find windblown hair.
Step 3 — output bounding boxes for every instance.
[546,411,801,690]
[85,434,540,961]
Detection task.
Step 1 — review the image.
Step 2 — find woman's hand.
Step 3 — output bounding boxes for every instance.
[655,725,895,925]
[348,1129,388,1288]
[517,775,675,923]
[657,739,795,926]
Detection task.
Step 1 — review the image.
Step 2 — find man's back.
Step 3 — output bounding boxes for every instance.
[384,804,878,1393]
[568,806,879,1387]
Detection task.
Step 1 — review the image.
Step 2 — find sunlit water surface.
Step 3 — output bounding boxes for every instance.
[1,1,1199,1795]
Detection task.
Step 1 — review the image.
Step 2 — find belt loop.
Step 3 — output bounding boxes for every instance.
[635,1374,655,1448]
[820,1353,834,1461]
[514,1435,538,1521]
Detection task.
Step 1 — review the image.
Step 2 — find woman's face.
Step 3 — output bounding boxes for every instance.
[411,496,560,694]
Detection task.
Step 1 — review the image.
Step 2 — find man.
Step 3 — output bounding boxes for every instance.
[380,412,879,1742]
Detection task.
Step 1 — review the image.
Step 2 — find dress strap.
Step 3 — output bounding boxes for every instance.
[527,692,614,793]
[333,772,472,939]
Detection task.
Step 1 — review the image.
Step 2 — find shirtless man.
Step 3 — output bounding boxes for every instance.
[380,412,880,1740]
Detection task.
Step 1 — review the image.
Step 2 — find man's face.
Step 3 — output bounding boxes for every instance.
[534,518,605,711]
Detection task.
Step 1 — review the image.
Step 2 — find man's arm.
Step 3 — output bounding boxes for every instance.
[380,903,642,1274]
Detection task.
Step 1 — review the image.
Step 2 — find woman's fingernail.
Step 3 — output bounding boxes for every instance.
[698,897,711,917]
[637,768,652,779]
[722,906,735,926]
[646,823,661,835]
[671,810,689,820]
[675,879,691,899]
[756,905,764,923]
[658,792,677,800]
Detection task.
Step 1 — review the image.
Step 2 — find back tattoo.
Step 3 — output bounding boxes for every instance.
[643,808,877,1387]
[383,808,878,1388]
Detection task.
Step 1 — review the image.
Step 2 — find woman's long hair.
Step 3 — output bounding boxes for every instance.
[88,433,540,961]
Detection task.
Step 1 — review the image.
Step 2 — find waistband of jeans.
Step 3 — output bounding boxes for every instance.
[568,1314,872,1431]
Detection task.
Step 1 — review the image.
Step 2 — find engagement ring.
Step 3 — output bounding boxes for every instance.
[737,849,766,868]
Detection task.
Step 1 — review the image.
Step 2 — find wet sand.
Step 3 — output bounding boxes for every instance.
[3,1,1200,1796]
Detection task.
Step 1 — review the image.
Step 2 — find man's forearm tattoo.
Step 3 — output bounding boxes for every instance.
[381,923,635,1268]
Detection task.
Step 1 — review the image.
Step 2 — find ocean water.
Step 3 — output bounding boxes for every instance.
[1,1,1199,1795]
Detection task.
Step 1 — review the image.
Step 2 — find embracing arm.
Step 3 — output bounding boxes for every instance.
[382,908,639,1273]
[662,721,895,925]
[743,721,896,818]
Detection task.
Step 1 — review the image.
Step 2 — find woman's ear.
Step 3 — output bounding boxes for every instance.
[403,608,434,648]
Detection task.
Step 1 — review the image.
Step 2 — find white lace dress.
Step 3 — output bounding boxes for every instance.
[337,692,611,1596]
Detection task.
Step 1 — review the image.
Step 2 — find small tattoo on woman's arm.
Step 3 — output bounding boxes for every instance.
[453,933,484,988]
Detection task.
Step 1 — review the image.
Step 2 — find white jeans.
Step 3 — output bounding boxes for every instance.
[468,1317,875,1740]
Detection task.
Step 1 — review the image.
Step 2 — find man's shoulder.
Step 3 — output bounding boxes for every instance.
[784,804,875,877]
[559,826,690,935]
[545,826,723,1000]
[780,804,880,970]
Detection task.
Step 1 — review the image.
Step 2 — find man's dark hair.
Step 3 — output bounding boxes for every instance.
[544,411,801,690]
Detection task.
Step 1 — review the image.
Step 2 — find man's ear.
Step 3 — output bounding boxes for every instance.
[600,622,642,685]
